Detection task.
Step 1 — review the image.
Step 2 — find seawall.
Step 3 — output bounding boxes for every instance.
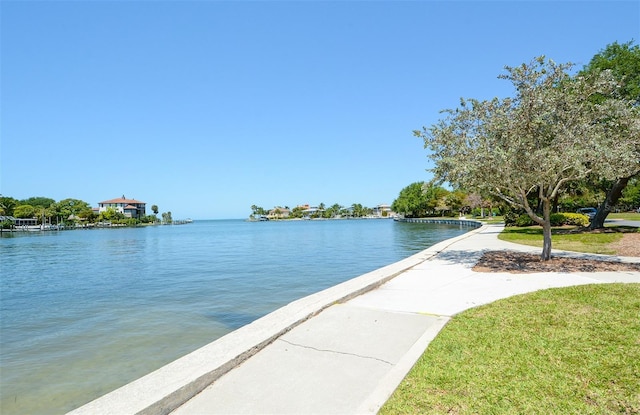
[395,218,483,227]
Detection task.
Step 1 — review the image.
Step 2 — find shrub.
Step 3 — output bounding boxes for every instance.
[550,213,590,227]
[514,214,535,227]
[506,211,591,227]
[504,211,520,226]
[550,213,565,226]
[124,218,139,227]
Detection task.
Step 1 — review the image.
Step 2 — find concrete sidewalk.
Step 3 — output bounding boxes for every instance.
[171,224,640,415]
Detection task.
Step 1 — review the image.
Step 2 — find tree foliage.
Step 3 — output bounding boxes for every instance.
[391,182,428,218]
[417,56,640,260]
[20,196,55,209]
[54,198,91,219]
[250,205,268,217]
[350,203,369,217]
[13,204,36,218]
[391,182,453,218]
[579,40,640,228]
[161,211,173,224]
[582,40,640,104]
[0,196,18,216]
[99,207,125,221]
[326,203,343,218]
[77,208,97,221]
[620,176,640,208]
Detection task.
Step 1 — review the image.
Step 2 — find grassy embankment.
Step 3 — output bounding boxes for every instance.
[381,284,640,414]
[381,213,640,414]
[498,227,633,255]
[497,213,639,255]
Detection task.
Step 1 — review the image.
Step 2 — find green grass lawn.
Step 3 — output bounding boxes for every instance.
[609,212,640,221]
[475,215,504,224]
[497,226,632,255]
[380,284,640,415]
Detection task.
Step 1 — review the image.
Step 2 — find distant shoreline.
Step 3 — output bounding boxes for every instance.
[246,216,395,222]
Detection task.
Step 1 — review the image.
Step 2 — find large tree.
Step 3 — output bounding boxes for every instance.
[417,56,639,260]
[392,182,429,218]
[54,198,92,222]
[13,204,36,218]
[580,41,640,228]
[350,203,366,217]
[0,196,18,216]
[583,41,640,105]
[20,196,55,209]
[619,177,640,209]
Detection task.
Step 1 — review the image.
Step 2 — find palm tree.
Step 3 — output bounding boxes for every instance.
[327,203,342,218]
[351,203,363,217]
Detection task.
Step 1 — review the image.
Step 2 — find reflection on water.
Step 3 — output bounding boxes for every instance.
[0,219,469,414]
[393,221,470,250]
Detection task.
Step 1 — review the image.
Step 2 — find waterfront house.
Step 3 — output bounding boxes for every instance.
[0,215,38,226]
[302,206,322,218]
[98,196,146,219]
[373,204,393,217]
[267,207,291,219]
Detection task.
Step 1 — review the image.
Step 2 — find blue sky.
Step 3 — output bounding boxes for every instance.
[1,1,638,219]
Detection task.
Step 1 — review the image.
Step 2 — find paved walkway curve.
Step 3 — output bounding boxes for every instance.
[69,224,640,415]
[172,224,640,415]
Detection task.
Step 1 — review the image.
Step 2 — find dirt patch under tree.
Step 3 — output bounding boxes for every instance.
[473,231,640,274]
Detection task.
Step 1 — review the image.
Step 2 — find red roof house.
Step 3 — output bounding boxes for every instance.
[98,195,146,219]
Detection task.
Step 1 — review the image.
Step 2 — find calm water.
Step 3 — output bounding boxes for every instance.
[0,219,470,414]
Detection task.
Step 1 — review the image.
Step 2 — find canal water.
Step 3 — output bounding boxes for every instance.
[0,219,472,414]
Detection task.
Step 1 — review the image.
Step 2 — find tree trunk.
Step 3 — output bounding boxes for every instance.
[541,200,552,261]
[536,197,543,216]
[590,176,632,229]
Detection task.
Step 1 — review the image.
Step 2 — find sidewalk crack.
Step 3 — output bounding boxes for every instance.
[278,339,394,366]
